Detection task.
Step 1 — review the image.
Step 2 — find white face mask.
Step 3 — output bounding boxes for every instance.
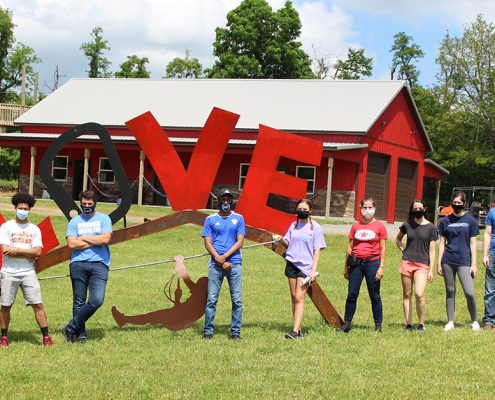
[361,208,375,218]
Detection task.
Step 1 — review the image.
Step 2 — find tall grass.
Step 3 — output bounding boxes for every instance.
[0,201,491,399]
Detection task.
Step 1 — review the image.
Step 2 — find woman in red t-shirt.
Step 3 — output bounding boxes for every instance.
[341,197,387,332]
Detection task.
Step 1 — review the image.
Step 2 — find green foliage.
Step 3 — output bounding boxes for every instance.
[0,7,41,103]
[80,26,112,78]
[390,31,424,87]
[333,47,373,80]
[115,55,150,78]
[0,147,20,180]
[207,0,313,79]
[165,49,203,78]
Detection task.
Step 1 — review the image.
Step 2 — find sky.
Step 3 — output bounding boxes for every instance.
[3,0,495,94]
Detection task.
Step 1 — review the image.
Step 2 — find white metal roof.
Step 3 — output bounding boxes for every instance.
[16,78,410,133]
[0,132,368,151]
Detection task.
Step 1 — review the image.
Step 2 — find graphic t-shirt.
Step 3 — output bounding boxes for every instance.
[348,220,387,260]
[202,212,246,265]
[284,220,326,275]
[0,220,43,276]
[399,221,438,265]
[66,212,112,266]
[439,212,478,266]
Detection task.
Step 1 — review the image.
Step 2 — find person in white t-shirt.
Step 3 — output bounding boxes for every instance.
[0,192,53,347]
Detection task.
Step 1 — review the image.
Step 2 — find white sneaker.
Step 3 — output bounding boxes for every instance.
[444,321,455,331]
[471,321,480,331]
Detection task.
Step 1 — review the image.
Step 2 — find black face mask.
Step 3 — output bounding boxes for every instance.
[451,203,464,213]
[412,209,425,219]
[296,210,310,220]
[81,203,96,216]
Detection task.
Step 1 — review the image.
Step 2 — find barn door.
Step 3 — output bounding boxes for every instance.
[365,152,391,220]
[394,158,418,222]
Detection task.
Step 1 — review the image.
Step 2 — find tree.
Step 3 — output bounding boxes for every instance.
[115,55,150,78]
[333,48,373,80]
[164,49,203,78]
[80,26,112,78]
[0,7,41,103]
[390,32,424,87]
[207,0,313,79]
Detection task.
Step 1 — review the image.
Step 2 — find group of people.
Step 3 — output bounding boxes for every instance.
[0,187,493,346]
[0,190,112,347]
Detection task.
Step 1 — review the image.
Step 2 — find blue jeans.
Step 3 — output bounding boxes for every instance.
[344,259,382,324]
[483,254,495,326]
[67,261,109,338]
[204,264,242,335]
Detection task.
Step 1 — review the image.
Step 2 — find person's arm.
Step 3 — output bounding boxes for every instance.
[470,235,478,277]
[1,244,42,258]
[437,236,445,276]
[67,236,91,250]
[483,224,492,268]
[309,248,321,281]
[395,231,405,252]
[343,238,353,279]
[427,240,436,283]
[273,234,288,248]
[221,234,245,261]
[375,238,386,281]
[78,232,112,246]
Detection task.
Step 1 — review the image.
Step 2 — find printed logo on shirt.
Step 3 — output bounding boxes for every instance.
[232,219,238,225]
[354,229,377,241]
[77,221,102,236]
[10,231,33,246]
[302,235,311,243]
[448,223,469,228]
[214,222,221,226]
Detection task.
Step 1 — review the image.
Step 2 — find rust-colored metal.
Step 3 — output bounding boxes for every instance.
[112,255,208,331]
[36,210,343,330]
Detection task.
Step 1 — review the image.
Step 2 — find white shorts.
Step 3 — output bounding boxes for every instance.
[0,271,43,306]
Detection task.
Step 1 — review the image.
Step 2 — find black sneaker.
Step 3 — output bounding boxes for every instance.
[417,324,426,333]
[203,333,213,340]
[61,326,75,343]
[375,324,382,332]
[284,330,299,339]
[230,334,241,340]
[405,324,413,332]
[298,331,304,338]
[339,322,351,333]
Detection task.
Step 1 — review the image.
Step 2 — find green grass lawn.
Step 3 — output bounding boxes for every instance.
[0,199,492,399]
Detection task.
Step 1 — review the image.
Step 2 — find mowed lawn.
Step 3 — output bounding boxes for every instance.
[0,198,492,399]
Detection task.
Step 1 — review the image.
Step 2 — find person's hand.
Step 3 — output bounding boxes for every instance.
[272,234,282,242]
[437,265,443,276]
[483,255,490,268]
[309,270,318,282]
[471,265,478,278]
[375,266,384,281]
[427,270,434,283]
[343,266,349,280]
[3,245,18,256]
[215,255,226,265]
[221,261,232,271]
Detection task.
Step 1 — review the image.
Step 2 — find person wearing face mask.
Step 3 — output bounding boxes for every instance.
[395,199,438,332]
[273,199,326,339]
[438,191,480,331]
[0,192,53,347]
[202,188,245,340]
[341,197,387,333]
[62,190,112,343]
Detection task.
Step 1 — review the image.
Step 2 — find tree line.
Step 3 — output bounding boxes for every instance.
[1,1,494,203]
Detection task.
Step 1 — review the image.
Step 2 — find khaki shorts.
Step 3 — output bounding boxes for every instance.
[0,271,43,306]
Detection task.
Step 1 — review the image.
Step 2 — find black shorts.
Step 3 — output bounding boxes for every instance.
[285,261,307,279]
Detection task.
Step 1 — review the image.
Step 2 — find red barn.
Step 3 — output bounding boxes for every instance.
[0,78,447,222]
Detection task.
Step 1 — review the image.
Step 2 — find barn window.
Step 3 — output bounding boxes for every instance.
[98,157,115,184]
[239,163,249,190]
[296,166,316,194]
[52,155,68,181]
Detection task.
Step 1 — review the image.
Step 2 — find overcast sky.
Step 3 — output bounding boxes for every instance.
[3,0,495,94]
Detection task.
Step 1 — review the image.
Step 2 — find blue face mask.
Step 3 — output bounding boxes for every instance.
[81,203,96,216]
[16,209,29,221]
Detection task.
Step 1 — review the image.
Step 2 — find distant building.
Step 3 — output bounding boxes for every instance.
[0,78,447,222]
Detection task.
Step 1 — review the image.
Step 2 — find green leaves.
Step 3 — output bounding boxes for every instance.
[164,50,203,79]
[390,32,424,87]
[80,26,112,78]
[115,55,150,79]
[333,48,373,80]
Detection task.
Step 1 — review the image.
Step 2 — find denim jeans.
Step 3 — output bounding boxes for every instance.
[67,261,109,338]
[204,263,242,335]
[483,254,495,326]
[344,259,382,324]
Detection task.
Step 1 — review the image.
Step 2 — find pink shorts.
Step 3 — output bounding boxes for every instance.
[398,260,429,278]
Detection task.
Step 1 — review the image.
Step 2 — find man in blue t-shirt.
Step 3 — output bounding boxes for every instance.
[483,207,495,328]
[62,190,112,343]
[202,188,245,340]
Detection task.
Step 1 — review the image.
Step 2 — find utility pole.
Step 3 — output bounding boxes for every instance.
[21,65,27,108]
